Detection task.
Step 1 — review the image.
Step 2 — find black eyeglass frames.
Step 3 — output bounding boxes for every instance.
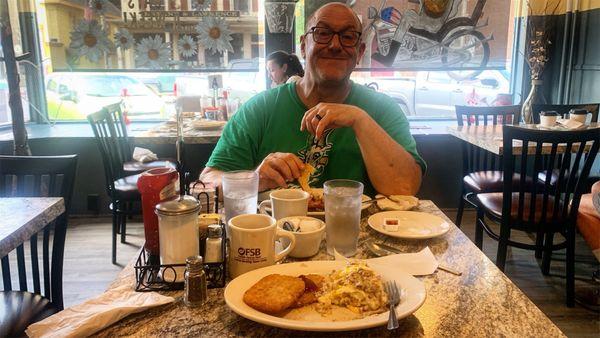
[306,27,362,47]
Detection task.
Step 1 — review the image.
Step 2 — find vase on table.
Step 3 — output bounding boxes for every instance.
[521,79,546,124]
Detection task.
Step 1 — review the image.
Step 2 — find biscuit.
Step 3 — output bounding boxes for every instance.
[243,274,306,314]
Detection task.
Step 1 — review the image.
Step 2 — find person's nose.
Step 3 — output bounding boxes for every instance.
[327,33,343,51]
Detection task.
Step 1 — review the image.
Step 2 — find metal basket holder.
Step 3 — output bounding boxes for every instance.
[134,182,226,292]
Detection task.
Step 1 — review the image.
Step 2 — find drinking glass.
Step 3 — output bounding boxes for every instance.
[222,170,259,223]
[324,179,364,257]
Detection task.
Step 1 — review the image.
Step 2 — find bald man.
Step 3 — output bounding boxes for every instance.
[201,3,425,196]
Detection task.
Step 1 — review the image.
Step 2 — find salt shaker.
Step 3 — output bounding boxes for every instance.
[184,255,207,307]
[204,224,223,263]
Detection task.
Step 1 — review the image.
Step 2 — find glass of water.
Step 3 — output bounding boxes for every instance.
[324,179,364,257]
[222,171,259,224]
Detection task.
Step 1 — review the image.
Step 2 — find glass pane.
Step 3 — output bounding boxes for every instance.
[36,0,264,121]
[340,0,518,119]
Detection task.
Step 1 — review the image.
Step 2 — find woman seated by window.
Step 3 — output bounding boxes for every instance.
[267,51,304,87]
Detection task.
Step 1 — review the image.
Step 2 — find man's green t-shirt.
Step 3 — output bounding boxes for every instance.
[206,81,426,195]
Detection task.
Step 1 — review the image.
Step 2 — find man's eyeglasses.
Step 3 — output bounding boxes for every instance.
[307,27,362,47]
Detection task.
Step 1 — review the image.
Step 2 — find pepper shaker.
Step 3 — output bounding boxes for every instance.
[184,255,208,307]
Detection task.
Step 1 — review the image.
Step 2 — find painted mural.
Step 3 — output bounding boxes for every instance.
[347,0,511,78]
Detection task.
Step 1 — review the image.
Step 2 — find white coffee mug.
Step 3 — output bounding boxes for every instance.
[258,189,310,220]
[569,110,590,124]
[228,214,296,278]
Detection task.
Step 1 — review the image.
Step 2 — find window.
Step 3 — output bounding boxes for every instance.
[341,0,516,119]
[35,0,262,121]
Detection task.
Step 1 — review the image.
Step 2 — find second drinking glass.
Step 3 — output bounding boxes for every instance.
[324,179,364,257]
[222,170,259,224]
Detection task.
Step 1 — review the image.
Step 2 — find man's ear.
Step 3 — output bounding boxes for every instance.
[300,34,307,59]
[356,41,366,65]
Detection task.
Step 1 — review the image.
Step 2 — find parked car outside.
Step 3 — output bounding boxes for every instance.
[352,70,511,118]
[46,73,166,120]
[134,59,265,110]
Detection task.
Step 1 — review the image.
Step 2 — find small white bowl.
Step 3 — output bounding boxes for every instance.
[277,216,325,258]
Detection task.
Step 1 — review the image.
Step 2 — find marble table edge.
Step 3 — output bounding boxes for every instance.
[0,197,65,258]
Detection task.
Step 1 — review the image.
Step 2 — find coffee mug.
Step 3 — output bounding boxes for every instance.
[258,189,310,220]
[568,109,589,124]
[228,214,296,278]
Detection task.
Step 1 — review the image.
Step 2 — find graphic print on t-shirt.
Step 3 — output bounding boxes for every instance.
[298,130,333,185]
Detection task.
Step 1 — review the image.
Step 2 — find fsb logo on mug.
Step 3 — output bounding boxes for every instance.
[237,247,261,257]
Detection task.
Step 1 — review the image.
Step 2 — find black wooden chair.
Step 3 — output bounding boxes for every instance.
[103,103,176,174]
[0,155,77,336]
[475,125,600,307]
[531,103,599,124]
[88,108,141,264]
[532,103,599,189]
[454,105,522,229]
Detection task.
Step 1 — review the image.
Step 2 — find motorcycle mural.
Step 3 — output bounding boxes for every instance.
[360,0,492,80]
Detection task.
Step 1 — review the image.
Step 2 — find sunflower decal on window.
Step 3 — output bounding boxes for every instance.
[177,35,198,58]
[69,19,113,63]
[88,0,109,16]
[196,17,234,54]
[135,35,172,69]
[114,28,134,50]
[191,0,212,11]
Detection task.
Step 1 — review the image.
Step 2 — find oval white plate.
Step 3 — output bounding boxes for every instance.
[368,211,451,239]
[258,188,371,218]
[224,260,426,332]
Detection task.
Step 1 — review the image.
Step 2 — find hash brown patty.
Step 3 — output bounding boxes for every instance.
[243,274,306,314]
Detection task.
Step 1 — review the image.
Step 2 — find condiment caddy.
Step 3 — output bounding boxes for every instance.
[133,221,227,292]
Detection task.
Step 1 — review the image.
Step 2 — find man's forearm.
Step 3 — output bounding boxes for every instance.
[353,115,422,195]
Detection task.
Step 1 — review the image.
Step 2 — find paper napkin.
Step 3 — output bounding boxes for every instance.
[26,285,175,338]
[334,247,438,276]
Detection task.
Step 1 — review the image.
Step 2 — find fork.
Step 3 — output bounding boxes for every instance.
[385,281,400,330]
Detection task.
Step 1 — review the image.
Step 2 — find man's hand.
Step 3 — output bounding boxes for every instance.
[256,152,305,191]
[300,103,368,139]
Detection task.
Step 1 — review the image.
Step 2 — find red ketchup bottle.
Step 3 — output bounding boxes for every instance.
[137,167,179,263]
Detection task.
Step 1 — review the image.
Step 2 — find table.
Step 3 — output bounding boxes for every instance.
[94,201,564,337]
[130,121,223,145]
[447,123,599,155]
[0,197,65,257]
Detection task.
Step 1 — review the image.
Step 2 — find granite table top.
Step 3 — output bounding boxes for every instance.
[130,120,223,145]
[0,197,65,257]
[94,200,564,337]
[447,123,599,155]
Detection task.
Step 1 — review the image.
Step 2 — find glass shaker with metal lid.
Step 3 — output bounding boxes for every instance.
[184,255,208,307]
[155,195,200,282]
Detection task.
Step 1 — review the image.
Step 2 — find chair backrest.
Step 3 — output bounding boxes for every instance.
[0,155,78,310]
[87,108,126,197]
[455,105,522,175]
[104,102,133,163]
[502,126,600,230]
[532,103,599,123]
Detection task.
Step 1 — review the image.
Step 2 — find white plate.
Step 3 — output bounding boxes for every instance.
[224,260,426,332]
[258,188,371,218]
[368,211,450,239]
